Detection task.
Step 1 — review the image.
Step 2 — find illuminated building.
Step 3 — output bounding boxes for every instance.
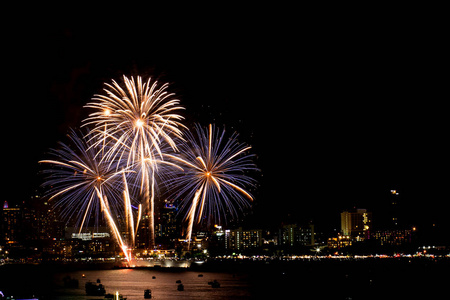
[65,226,111,241]
[213,225,224,242]
[280,224,315,247]
[136,213,151,249]
[155,201,179,240]
[327,234,352,249]
[62,226,114,257]
[341,209,372,241]
[341,211,352,236]
[372,229,412,246]
[225,227,262,251]
[1,201,21,246]
[22,197,64,242]
[389,189,400,227]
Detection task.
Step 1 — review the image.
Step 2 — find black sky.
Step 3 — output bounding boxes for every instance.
[2,8,448,234]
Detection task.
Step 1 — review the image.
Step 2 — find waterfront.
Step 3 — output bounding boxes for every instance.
[1,258,448,299]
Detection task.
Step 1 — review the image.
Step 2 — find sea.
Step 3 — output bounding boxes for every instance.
[0,258,449,300]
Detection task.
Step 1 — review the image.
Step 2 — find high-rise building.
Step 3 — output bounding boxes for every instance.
[341,211,352,236]
[341,209,372,241]
[389,189,400,227]
[156,201,179,240]
[136,213,151,249]
[225,227,262,251]
[1,201,21,246]
[280,224,315,247]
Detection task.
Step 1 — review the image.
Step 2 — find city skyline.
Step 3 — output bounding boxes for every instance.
[1,194,445,253]
[2,13,448,237]
[3,193,447,299]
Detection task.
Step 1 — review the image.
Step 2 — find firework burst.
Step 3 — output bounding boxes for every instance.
[167,124,257,245]
[40,129,124,230]
[83,75,185,248]
[84,75,185,163]
[40,129,142,262]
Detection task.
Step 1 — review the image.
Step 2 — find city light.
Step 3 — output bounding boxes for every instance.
[391,189,399,195]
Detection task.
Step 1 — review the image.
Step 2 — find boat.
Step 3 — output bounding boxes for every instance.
[208,280,220,288]
[144,289,152,299]
[177,283,184,291]
[85,281,106,296]
[198,274,203,277]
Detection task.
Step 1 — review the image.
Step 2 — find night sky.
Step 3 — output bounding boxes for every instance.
[3,9,448,235]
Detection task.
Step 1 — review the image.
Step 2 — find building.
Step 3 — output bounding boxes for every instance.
[65,226,111,241]
[136,213,151,249]
[280,224,315,247]
[389,189,400,227]
[341,209,372,241]
[225,227,262,251]
[22,198,64,242]
[341,211,352,236]
[327,234,352,249]
[155,201,179,240]
[212,225,225,244]
[62,226,115,258]
[372,229,413,246]
[1,201,21,246]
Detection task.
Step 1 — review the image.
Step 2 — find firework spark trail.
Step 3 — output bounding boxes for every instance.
[166,124,257,247]
[83,75,185,248]
[95,187,130,262]
[122,171,138,248]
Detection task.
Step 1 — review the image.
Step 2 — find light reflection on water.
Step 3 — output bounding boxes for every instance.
[55,269,251,300]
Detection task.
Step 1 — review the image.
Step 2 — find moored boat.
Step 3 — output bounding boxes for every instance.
[144,289,152,299]
[85,281,106,296]
[208,280,220,288]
